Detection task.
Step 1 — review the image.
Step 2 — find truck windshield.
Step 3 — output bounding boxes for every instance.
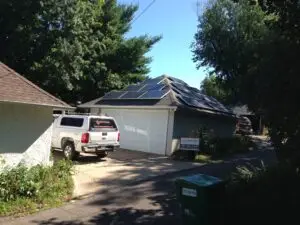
[89,118,117,131]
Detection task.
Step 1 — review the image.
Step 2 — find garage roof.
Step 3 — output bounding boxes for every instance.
[79,75,233,115]
[0,62,71,108]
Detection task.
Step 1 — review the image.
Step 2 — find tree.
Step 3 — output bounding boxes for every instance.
[0,0,160,103]
[192,0,300,161]
[193,0,274,104]
[200,74,234,105]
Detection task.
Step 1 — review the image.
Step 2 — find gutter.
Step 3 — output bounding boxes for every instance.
[78,104,177,110]
[0,100,74,109]
[178,105,237,119]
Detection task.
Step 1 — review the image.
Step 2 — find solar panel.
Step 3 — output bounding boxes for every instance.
[172,83,193,95]
[120,91,145,99]
[192,92,207,101]
[138,84,155,92]
[206,96,226,108]
[190,87,203,97]
[168,76,187,85]
[177,96,193,106]
[102,91,126,99]
[190,87,200,93]
[178,93,231,112]
[161,85,171,92]
[171,86,183,95]
[101,76,230,114]
[178,96,212,110]
[170,79,228,111]
[157,84,168,90]
[139,83,166,92]
[141,77,162,85]
[124,84,144,91]
[139,89,170,99]
[204,96,230,112]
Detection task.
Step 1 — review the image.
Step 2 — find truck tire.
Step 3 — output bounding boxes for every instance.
[63,142,79,160]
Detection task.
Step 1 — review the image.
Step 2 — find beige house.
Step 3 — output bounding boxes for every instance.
[0,62,71,169]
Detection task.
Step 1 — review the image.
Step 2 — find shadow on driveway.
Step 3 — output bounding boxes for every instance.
[54,149,203,198]
[52,151,107,165]
[29,145,277,225]
[53,148,162,165]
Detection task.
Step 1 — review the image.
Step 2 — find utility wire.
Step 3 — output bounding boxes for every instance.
[132,0,156,24]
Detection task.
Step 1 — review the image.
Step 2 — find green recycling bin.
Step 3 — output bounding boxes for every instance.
[175,174,225,225]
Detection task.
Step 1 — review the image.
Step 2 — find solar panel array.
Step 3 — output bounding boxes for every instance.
[170,80,231,113]
[102,79,170,100]
[101,76,231,113]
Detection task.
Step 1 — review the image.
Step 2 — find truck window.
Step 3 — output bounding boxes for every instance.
[60,117,84,127]
[90,118,117,131]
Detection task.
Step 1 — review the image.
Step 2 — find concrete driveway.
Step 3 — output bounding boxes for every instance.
[2,145,277,225]
[54,149,202,198]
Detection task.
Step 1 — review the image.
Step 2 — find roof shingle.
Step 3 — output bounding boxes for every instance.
[0,62,71,108]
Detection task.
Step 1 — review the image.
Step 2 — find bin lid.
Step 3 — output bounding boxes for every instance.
[180,174,222,186]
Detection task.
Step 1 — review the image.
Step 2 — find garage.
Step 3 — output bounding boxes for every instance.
[91,108,172,155]
[79,75,235,155]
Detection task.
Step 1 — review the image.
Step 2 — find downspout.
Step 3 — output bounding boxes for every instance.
[164,108,176,156]
[165,109,171,156]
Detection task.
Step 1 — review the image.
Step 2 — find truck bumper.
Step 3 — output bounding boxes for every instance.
[82,144,120,153]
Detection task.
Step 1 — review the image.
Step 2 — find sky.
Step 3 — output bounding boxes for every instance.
[119,0,208,89]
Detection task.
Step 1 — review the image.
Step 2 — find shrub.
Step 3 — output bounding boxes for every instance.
[201,135,254,157]
[0,160,73,216]
[223,163,300,225]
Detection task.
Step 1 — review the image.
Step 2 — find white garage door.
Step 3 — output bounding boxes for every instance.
[101,108,169,155]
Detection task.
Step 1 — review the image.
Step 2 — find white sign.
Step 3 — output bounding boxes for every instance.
[180,138,200,151]
[182,188,197,197]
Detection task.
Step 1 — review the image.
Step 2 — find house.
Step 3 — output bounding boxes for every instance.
[79,75,236,155]
[0,62,71,169]
[232,105,264,135]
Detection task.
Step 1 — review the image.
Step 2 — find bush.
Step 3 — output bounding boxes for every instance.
[217,135,253,155]
[222,163,300,225]
[0,160,73,216]
[200,135,254,157]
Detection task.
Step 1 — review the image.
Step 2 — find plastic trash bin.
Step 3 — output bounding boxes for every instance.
[175,174,225,225]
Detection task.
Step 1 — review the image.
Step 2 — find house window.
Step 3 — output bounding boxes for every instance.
[60,117,84,127]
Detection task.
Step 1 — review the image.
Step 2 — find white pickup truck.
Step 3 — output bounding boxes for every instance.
[51,114,120,160]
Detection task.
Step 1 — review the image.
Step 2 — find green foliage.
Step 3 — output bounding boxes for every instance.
[201,74,234,105]
[193,0,275,104]
[195,134,253,163]
[193,0,300,161]
[0,0,160,104]
[223,163,300,224]
[0,160,73,216]
[0,155,5,167]
[201,74,231,104]
[214,135,254,155]
[230,161,267,184]
[194,153,214,163]
[198,125,253,156]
